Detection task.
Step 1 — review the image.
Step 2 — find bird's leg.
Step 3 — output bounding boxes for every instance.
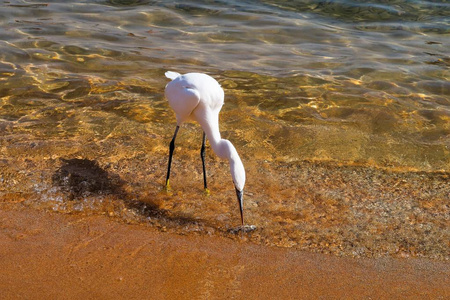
[201,131,210,196]
[165,125,179,191]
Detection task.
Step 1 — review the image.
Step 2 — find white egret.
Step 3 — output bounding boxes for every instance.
[164,71,246,225]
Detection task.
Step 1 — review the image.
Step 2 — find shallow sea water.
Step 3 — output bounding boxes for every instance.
[0,0,449,259]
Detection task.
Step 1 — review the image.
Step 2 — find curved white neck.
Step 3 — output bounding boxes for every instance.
[195,110,246,191]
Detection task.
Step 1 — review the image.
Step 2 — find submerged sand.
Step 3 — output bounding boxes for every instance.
[1,206,448,299]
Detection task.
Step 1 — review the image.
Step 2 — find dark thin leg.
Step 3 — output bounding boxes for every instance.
[200,131,208,191]
[166,126,179,188]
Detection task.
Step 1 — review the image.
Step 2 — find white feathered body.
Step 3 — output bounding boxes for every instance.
[165,72,224,126]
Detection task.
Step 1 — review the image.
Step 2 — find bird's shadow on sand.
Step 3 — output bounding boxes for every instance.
[51,158,201,227]
[52,158,124,200]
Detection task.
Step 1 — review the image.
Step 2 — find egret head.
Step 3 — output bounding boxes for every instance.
[210,139,246,225]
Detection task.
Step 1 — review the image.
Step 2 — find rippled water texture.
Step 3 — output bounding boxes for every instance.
[0,0,449,259]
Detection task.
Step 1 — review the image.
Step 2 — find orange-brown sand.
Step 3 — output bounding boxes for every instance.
[1,207,448,299]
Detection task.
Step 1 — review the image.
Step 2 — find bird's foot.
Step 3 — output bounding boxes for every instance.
[163,180,172,194]
[203,188,210,197]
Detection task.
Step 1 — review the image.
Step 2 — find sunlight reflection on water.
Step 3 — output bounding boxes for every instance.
[0,0,449,259]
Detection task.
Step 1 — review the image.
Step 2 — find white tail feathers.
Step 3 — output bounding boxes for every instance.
[165,71,181,80]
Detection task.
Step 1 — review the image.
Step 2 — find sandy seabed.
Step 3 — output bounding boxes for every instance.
[0,206,448,300]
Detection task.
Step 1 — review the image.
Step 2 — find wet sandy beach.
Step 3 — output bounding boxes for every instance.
[1,206,449,299]
[1,1,449,298]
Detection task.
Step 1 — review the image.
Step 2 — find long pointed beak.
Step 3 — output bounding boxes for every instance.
[235,188,244,225]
